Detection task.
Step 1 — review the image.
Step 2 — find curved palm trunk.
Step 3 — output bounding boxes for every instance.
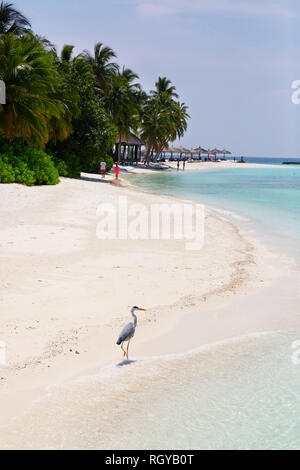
[117,138,122,165]
[154,145,164,162]
[144,145,152,165]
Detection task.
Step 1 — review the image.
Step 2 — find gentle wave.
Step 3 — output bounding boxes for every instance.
[1,327,299,449]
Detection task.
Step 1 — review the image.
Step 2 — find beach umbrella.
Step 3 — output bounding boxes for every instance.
[184,148,196,157]
[177,147,190,157]
[161,146,177,155]
[161,146,181,161]
[188,149,200,159]
[194,146,208,153]
[207,149,216,160]
[209,148,222,161]
[220,149,232,160]
[162,147,177,156]
[194,146,208,158]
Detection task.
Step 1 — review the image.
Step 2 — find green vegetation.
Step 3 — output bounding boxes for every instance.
[0,1,31,35]
[0,1,189,186]
[141,78,189,164]
[0,138,59,185]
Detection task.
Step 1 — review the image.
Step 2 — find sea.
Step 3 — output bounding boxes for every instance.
[224,156,300,165]
[169,156,300,166]
[1,159,300,450]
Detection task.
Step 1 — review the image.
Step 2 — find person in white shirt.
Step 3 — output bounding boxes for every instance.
[100,161,106,178]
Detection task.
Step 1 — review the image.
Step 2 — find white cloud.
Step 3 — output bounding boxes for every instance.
[136,0,297,19]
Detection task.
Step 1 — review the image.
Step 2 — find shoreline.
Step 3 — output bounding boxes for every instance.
[117,159,297,176]
[0,170,295,444]
[0,327,295,450]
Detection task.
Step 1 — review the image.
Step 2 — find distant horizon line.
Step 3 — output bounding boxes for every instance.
[230,155,300,159]
[158,153,300,159]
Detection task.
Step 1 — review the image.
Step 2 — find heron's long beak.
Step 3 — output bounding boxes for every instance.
[139,308,147,311]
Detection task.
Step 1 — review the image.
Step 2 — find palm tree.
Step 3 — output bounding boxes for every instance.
[119,67,139,87]
[53,44,93,90]
[55,44,91,77]
[0,33,77,147]
[141,81,189,164]
[169,102,189,141]
[0,1,31,35]
[103,67,142,163]
[151,76,179,99]
[141,98,171,163]
[60,44,75,64]
[56,44,78,75]
[84,42,119,96]
[34,34,56,53]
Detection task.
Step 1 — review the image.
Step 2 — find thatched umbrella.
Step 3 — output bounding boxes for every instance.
[210,148,222,154]
[210,148,222,161]
[160,146,181,161]
[165,147,177,157]
[162,147,177,156]
[182,148,196,158]
[187,149,200,159]
[177,147,190,158]
[194,146,208,159]
[220,149,232,160]
[207,149,214,160]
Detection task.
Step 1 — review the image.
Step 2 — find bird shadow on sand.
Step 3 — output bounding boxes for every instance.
[117,359,137,368]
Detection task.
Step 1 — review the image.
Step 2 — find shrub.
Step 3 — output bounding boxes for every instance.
[0,139,59,186]
[13,160,35,186]
[50,149,81,178]
[22,148,59,185]
[0,159,15,183]
[53,158,69,177]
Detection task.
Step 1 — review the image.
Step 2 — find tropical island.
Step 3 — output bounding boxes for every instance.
[1,1,300,452]
[0,1,189,186]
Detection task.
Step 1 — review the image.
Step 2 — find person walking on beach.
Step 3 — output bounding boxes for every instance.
[100,160,106,178]
[183,159,186,171]
[177,160,180,171]
[114,163,120,181]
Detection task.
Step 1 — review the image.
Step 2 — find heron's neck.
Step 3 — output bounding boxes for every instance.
[131,310,137,327]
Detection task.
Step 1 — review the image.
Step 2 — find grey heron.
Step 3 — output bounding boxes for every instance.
[116,306,147,359]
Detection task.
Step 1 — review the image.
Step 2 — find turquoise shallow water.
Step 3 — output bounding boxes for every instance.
[100,330,300,450]
[130,166,300,258]
[3,330,300,450]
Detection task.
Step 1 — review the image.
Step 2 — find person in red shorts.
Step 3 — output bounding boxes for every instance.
[114,163,120,180]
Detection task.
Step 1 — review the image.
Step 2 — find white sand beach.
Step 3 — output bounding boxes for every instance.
[0,170,297,447]
[121,160,284,175]
[167,160,286,170]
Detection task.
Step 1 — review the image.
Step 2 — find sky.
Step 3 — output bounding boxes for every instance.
[14,0,300,157]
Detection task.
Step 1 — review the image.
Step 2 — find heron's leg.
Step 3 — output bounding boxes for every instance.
[121,342,126,357]
[126,341,131,360]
